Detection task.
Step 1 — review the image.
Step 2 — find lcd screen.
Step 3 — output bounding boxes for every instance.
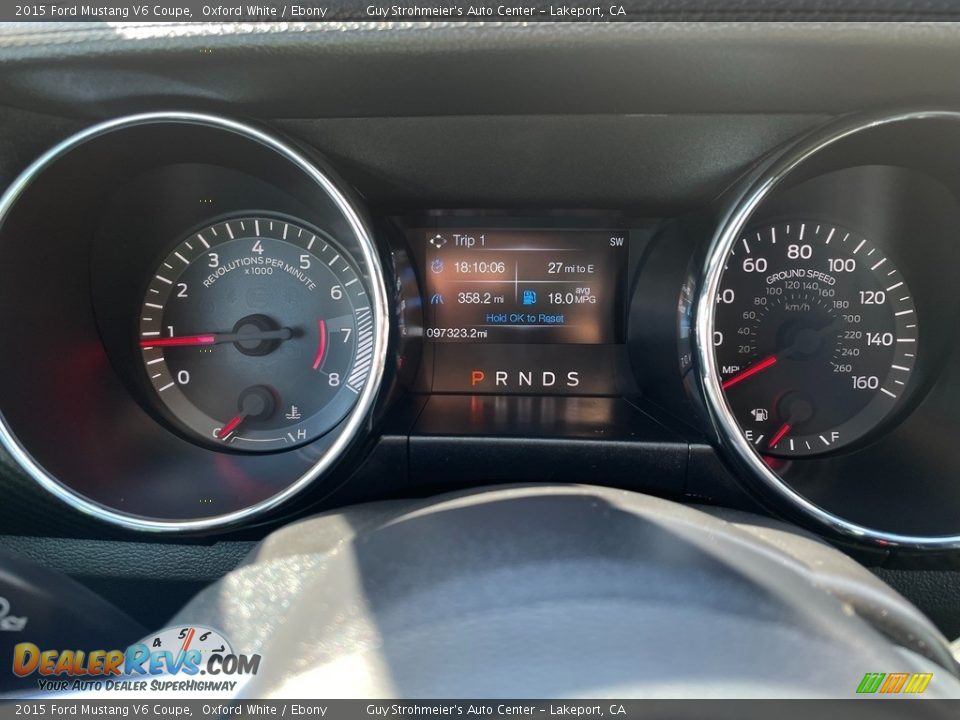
[421,227,626,344]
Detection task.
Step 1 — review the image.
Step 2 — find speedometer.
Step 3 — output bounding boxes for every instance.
[713,221,918,457]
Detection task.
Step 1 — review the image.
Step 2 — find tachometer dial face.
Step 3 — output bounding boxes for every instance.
[139,216,375,452]
[714,221,918,457]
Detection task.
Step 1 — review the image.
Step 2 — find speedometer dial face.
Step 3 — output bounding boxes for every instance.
[139,216,374,453]
[714,221,918,457]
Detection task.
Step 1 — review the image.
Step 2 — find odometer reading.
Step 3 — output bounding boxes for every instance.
[139,216,374,452]
[714,222,918,457]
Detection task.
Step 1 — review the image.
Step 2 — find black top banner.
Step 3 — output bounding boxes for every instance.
[4,1,629,21]
[4,0,960,22]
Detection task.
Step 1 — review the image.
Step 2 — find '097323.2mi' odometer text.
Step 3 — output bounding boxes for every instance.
[713,221,918,457]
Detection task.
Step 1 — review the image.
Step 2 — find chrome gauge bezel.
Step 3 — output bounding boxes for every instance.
[0,112,390,532]
[695,109,960,550]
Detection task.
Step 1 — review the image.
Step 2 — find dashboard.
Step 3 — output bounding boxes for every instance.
[3,23,960,648]
[0,106,959,554]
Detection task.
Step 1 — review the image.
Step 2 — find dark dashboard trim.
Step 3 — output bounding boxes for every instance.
[3,24,960,119]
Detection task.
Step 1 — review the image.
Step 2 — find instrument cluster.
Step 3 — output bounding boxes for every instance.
[0,110,959,550]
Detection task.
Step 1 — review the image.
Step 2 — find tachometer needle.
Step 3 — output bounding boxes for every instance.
[721,355,778,390]
[140,334,217,347]
[769,422,792,449]
[217,414,246,440]
[140,328,293,348]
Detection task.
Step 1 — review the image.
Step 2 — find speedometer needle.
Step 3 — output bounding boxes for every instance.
[721,355,778,390]
[722,317,843,391]
[140,328,293,348]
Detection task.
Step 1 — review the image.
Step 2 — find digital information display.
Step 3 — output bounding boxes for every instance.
[421,228,627,344]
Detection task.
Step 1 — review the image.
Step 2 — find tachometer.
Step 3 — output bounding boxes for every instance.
[139,215,374,452]
[714,221,917,457]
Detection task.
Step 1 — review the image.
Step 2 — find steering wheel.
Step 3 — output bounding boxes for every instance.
[172,485,960,698]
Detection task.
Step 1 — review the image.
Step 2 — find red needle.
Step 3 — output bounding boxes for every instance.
[140,334,216,348]
[217,415,245,440]
[769,422,791,448]
[140,328,293,349]
[312,319,328,370]
[722,355,778,390]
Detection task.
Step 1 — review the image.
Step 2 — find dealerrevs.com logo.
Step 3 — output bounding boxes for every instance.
[13,626,260,694]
